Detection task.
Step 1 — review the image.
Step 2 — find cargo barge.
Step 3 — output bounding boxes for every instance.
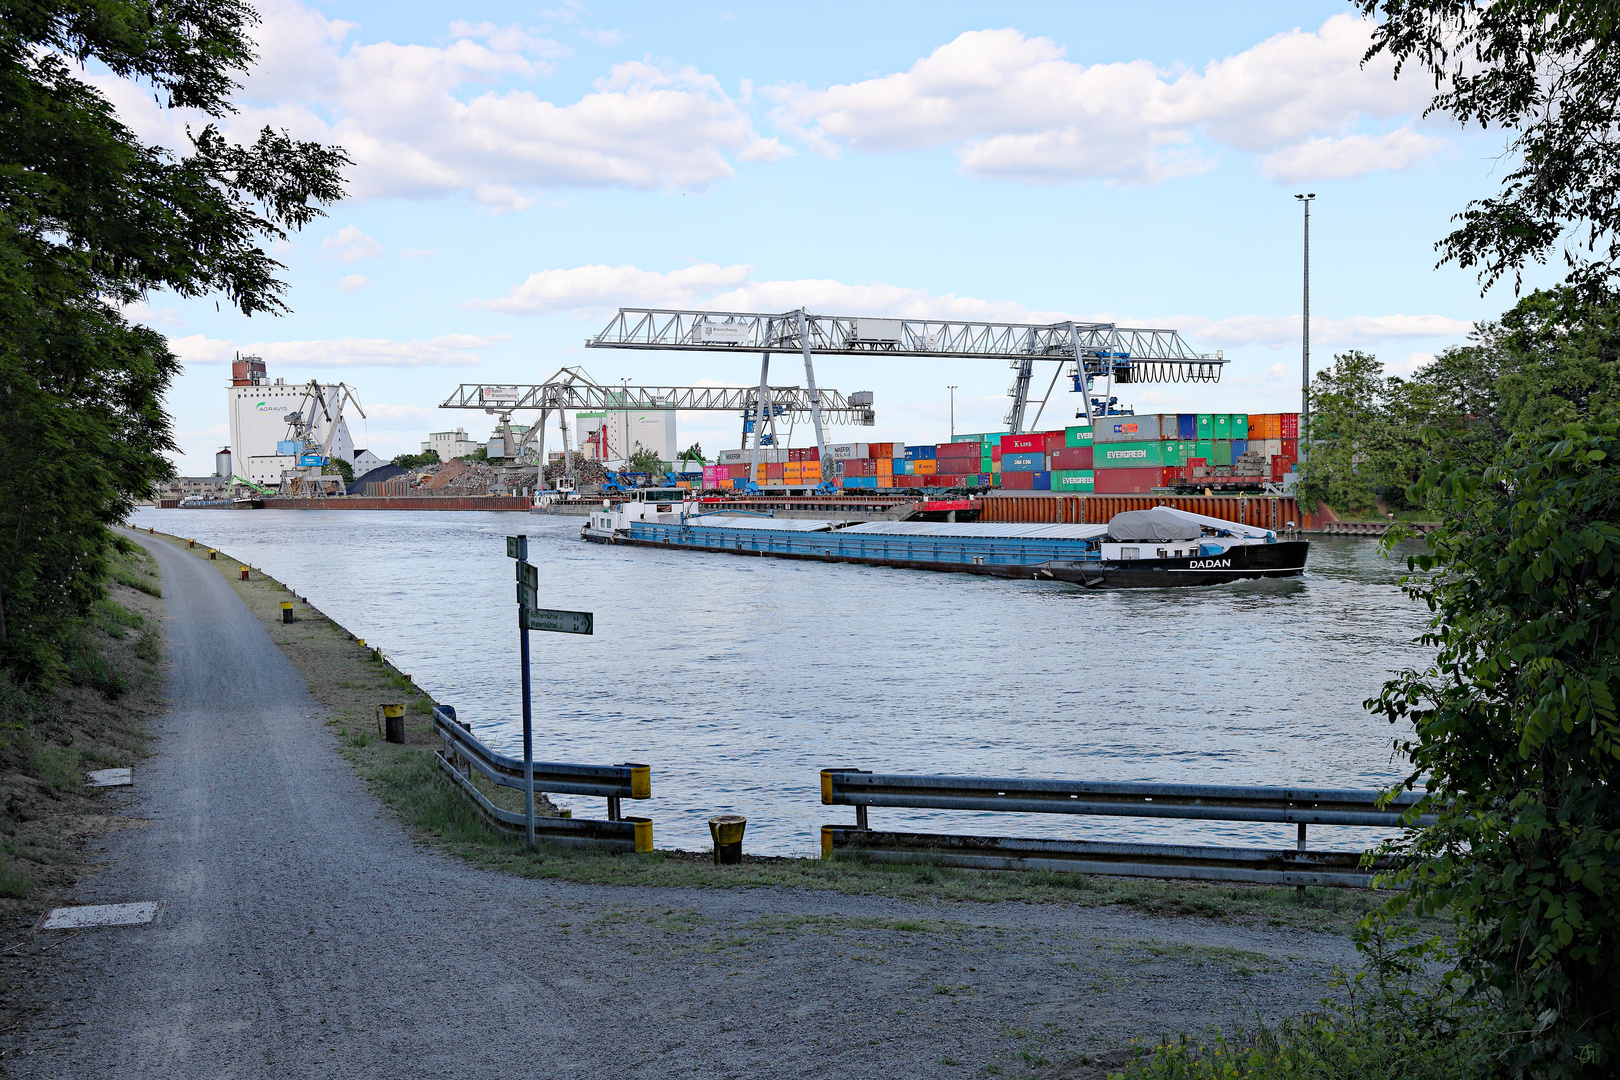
[582,492,1307,588]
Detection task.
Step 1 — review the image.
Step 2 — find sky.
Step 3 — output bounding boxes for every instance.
[105,0,1555,474]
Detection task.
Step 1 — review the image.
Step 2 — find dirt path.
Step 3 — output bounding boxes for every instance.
[7,530,1357,1079]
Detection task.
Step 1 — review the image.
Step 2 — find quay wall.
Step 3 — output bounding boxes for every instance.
[261,496,531,512]
[979,493,1322,532]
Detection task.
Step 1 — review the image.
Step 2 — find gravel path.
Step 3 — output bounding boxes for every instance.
[9,531,1357,1078]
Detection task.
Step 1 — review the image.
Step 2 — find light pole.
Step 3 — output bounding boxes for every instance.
[947,385,957,439]
[1294,193,1314,463]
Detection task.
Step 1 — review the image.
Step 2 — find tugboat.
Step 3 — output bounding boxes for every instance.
[583,499,1306,588]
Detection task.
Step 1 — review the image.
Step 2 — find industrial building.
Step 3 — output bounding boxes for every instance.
[575,408,676,463]
[422,428,480,462]
[227,356,357,486]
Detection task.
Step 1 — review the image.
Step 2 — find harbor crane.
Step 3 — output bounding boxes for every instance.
[441,365,874,492]
[281,380,366,495]
[585,308,1224,463]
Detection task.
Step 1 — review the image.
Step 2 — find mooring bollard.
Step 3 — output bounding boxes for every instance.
[708,814,747,865]
[239,565,249,581]
[377,703,406,744]
[209,549,217,560]
[280,601,293,623]
[148,527,154,534]
[188,539,195,548]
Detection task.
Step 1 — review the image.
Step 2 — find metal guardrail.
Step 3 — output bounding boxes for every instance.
[433,706,652,852]
[820,770,1434,888]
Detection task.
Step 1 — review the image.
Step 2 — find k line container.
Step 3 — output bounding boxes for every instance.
[1000,434,1045,453]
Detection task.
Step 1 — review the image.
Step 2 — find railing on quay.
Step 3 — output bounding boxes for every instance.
[433,706,652,852]
[819,770,1434,888]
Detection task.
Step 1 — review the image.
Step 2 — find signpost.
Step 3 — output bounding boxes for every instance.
[506,535,593,849]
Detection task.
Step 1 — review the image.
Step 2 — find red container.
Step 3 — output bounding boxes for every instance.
[1093,467,1163,494]
[1162,466,1182,485]
[990,446,1002,461]
[1043,431,1067,453]
[766,463,784,479]
[1000,470,1036,490]
[856,458,878,477]
[1000,434,1044,453]
[1185,457,1207,469]
[1280,438,1299,459]
[1048,446,1092,470]
[936,441,979,459]
[1280,414,1300,438]
[728,464,748,479]
[1270,455,1289,480]
[898,474,925,488]
[788,447,820,462]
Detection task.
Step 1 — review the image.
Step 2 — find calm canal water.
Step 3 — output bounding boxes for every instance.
[132,507,1431,855]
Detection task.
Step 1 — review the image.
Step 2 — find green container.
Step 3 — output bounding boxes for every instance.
[980,455,993,473]
[1212,439,1233,467]
[1095,441,1166,469]
[1163,442,1187,466]
[1197,414,1213,439]
[952,433,982,443]
[1231,413,1249,439]
[1212,414,1231,439]
[1194,440,1213,462]
[1065,425,1094,447]
[1051,469,1095,491]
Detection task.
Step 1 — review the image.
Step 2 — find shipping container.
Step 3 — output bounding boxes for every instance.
[1097,416,1161,442]
[1212,414,1231,439]
[876,458,893,476]
[788,446,820,462]
[718,478,734,489]
[1031,471,1052,491]
[1048,445,1093,470]
[999,433,1045,453]
[1177,414,1197,440]
[1197,414,1214,439]
[1051,469,1095,491]
[1250,438,1283,459]
[727,463,748,479]
[1248,414,1281,439]
[1231,438,1247,459]
[904,445,937,460]
[1042,431,1067,453]
[1212,440,1233,467]
[990,445,1003,460]
[767,463,785,479]
[1231,414,1249,439]
[1163,466,1182,486]
[1270,455,1289,481]
[951,434,982,443]
[913,459,937,475]
[1281,437,1298,459]
[1094,466,1163,494]
[1001,452,1047,472]
[1196,439,1213,461]
[897,459,913,475]
[1280,413,1300,438]
[936,441,981,459]
[1065,425,1094,447]
[1095,441,1167,469]
[1001,470,1035,490]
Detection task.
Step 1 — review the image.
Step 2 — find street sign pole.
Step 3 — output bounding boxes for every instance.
[506,534,592,853]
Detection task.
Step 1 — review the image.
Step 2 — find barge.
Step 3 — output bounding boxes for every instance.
[582,492,1307,588]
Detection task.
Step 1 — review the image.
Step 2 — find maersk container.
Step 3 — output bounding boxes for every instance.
[904,445,936,460]
[1097,416,1161,442]
[1051,469,1095,491]
[1065,425,1094,447]
[1212,414,1231,439]
[1177,414,1197,440]
[1231,414,1249,439]
[1095,441,1166,468]
[1032,471,1052,491]
[1001,452,1046,472]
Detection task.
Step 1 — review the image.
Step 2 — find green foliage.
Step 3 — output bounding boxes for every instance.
[322,457,354,483]
[1358,2,1620,298]
[1368,420,1620,1077]
[627,447,665,474]
[678,442,705,463]
[0,2,347,681]
[391,450,440,469]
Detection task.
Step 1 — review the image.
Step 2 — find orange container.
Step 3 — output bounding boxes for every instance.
[913,459,937,475]
[802,462,822,479]
[876,459,893,476]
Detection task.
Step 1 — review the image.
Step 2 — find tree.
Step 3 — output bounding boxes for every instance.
[678,442,704,463]
[1296,350,1427,513]
[1371,420,1620,1076]
[627,447,665,474]
[0,2,347,680]
[391,450,439,470]
[321,458,353,484]
[1491,286,1620,433]
[1358,2,1620,298]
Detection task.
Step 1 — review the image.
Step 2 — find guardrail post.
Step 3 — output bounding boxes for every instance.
[607,796,621,821]
[1296,823,1308,897]
[856,805,868,830]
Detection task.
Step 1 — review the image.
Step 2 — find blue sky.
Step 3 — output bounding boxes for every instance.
[107,0,1553,473]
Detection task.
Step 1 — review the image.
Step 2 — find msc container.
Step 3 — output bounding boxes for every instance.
[1051,469,1095,491]
[1280,413,1300,438]
[1197,414,1214,439]
[1094,467,1163,494]
[1048,445,1092,470]
[1095,441,1166,469]
[1001,470,1035,490]
[904,445,937,461]
[1212,414,1231,439]
[1231,414,1249,439]
[1097,416,1161,442]
[1177,414,1197,440]
[1065,425,1094,447]
[1212,440,1233,467]
[1000,434,1045,453]
[1001,452,1046,472]
[1031,471,1052,491]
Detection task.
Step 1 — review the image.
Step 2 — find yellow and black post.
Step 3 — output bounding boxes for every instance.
[280,601,293,623]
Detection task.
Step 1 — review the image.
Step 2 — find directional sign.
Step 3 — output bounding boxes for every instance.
[517,583,537,608]
[506,535,528,560]
[517,562,539,589]
[521,608,593,635]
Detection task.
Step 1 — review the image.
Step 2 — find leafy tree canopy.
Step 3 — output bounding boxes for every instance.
[1359,1,1620,298]
[391,450,440,470]
[627,447,665,474]
[678,442,704,463]
[0,2,347,679]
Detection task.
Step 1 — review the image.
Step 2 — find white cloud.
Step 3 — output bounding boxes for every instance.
[473,185,536,213]
[337,274,370,293]
[167,333,505,367]
[1386,351,1436,378]
[123,300,185,327]
[320,224,384,262]
[467,262,754,314]
[1260,128,1446,181]
[768,15,1439,184]
[581,29,624,46]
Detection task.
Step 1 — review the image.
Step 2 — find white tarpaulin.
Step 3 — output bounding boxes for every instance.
[1106,506,1275,542]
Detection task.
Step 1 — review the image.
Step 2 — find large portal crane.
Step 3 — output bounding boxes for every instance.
[281,380,365,495]
[585,307,1223,437]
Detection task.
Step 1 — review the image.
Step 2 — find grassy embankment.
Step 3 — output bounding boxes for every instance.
[154,528,1407,934]
[0,541,167,1031]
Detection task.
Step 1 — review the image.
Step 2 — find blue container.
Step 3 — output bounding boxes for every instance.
[1002,452,1046,472]
[1231,438,1248,458]
[1177,414,1197,440]
[904,445,937,460]
[1032,471,1052,490]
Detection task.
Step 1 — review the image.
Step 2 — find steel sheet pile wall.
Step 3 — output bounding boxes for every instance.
[980,494,1312,531]
[262,495,532,511]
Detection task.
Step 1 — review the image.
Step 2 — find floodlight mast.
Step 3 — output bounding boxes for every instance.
[585,307,1223,434]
